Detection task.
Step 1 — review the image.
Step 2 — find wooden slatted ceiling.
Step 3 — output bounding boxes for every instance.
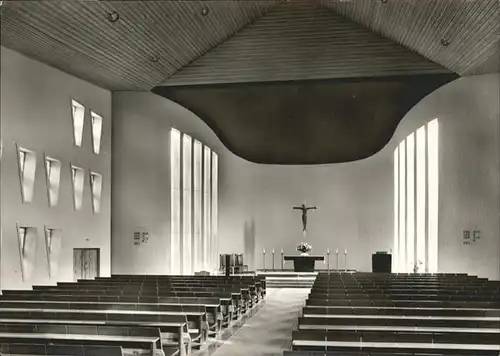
[163,0,450,86]
[321,0,500,76]
[1,0,498,90]
[0,0,279,90]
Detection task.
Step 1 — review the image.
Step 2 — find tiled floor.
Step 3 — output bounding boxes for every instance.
[212,288,310,356]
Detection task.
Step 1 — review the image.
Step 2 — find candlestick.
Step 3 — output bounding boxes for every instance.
[335,248,339,271]
[272,249,275,270]
[263,250,266,271]
[344,249,348,272]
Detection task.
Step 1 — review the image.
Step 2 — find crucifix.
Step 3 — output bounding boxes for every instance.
[293,202,317,233]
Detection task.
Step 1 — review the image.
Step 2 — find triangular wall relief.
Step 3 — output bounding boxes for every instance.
[17,145,37,203]
[90,171,102,214]
[91,111,103,155]
[71,99,85,147]
[17,225,38,281]
[45,227,62,278]
[45,156,61,207]
[71,164,85,210]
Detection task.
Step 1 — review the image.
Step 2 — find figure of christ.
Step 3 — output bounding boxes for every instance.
[293,203,317,232]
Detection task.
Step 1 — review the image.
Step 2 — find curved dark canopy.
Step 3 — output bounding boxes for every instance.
[153,74,457,165]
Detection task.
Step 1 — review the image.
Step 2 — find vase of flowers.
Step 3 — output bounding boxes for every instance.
[297,242,312,255]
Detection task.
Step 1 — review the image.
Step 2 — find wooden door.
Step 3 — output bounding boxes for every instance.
[73,248,100,281]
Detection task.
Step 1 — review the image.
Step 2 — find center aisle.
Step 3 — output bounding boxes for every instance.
[213,288,310,356]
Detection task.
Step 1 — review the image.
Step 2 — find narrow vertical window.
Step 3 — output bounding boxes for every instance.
[91,111,103,154]
[393,147,399,272]
[71,165,85,211]
[71,100,85,147]
[416,125,427,272]
[182,134,192,275]
[398,141,406,272]
[203,146,211,271]
[211,152,218,272]
[427,119,439,273]
[17,146,37,203]
[90,172,103,214]
[193,140,203,273]
[406,133,415,273]
[170,129,181,274]
[45,157,61,207]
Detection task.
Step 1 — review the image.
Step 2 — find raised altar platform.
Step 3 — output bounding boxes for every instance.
[256,271,317,288]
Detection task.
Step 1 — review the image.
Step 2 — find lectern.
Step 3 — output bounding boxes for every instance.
[372,252,392,273]
[284,255,324,272]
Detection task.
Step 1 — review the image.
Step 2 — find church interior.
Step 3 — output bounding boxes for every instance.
[1,0,500,355]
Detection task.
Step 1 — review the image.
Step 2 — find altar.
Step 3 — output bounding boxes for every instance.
[284,255,325,272]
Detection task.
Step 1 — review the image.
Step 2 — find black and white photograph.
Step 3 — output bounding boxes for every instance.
[0,0,499,355]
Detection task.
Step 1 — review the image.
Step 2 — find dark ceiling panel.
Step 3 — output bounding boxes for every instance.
[321,0,500,76]
[163,0,449,86]
[154,74,458,165]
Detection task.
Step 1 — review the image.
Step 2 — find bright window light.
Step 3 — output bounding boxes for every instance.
[182,134,192,275]
[193,140,203,273]
[203,146,211,271]
[427,119,439,273]
[393,147,399,272]
[170,128,181,274]
[398,141,406,272]
[406,133,415,273]
[416,125,427,272]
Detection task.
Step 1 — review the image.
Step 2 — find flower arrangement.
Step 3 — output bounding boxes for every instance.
[413,260,423,273]
[297,242,312,253]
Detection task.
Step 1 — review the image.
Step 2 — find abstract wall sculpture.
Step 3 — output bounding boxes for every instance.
[45,227,63,278]
[17,225,38,281]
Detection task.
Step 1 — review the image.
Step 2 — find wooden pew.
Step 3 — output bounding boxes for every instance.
[0,343,124,356]
[290,329,500,354]
[0,324,162,356]
[0,307,202,349]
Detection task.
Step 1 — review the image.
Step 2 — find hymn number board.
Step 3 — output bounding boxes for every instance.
[133,230,149,246]
[462,229,480,246]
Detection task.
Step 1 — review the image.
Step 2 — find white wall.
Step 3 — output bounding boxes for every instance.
[0,47,112,290]
[111,92,254,274]
[112,74,499,280]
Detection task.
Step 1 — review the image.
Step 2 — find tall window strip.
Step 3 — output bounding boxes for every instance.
[182,134,193,275]
[416,126,427,272]
[393,148,399,272]
[211,152,219,271]
[193,141,203,273]
[394,119,439,274]
[203,146,212,271]
[170,129,181,275]
[406,133,415,273]
[427,119,439,273]
[398,142,406,272]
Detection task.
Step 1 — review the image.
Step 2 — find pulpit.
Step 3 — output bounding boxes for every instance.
[284,255,324,272]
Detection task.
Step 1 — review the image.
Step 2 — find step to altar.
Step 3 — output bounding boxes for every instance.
[256,271,318,288]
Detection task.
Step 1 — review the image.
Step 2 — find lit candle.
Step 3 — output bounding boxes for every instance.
[281,249,283,254]
[335,249,339,254]
[327,248,330,254]
[263,248,265,254]
[272,249,275,254]
[344,249,347,255]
